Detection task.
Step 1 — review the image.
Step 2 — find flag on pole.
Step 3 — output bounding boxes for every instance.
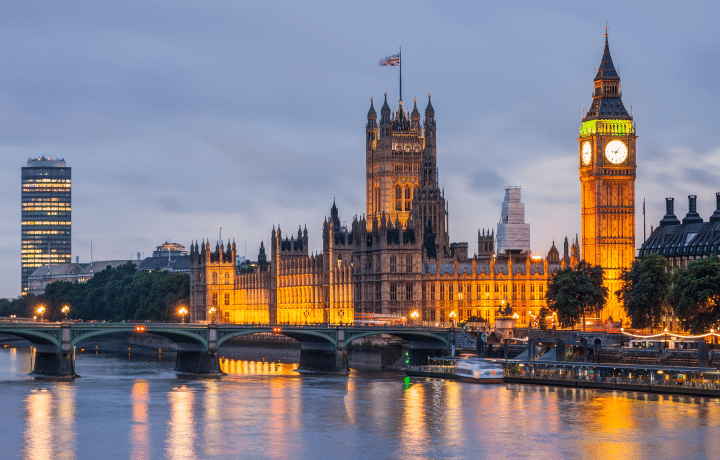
[379,52,400,66]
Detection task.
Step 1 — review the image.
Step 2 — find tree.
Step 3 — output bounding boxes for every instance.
[546,261,608,330]
[616,253,671,331]
[538,306,552,331]
[34,264,189,322]
[670,255,720,333]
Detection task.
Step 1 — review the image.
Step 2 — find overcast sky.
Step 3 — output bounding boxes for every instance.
[1,1,719,298]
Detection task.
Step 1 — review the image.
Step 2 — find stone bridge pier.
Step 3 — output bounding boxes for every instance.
[174,325,223,375]
[297,329,349,374]
[31,323,76,377]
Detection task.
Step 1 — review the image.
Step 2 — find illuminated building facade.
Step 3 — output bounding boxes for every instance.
[189,96,577,325]
[21,157,71,294]
[579,33,637,323]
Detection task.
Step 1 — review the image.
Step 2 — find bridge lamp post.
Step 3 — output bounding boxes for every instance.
[338,309,344,326]
[62,305,69,321]
[178,307,188,323]
[410,310,419,326]
[36,306,45,322]
[449,311,457,329]
[209,307,217,324]
[303,310,310,325]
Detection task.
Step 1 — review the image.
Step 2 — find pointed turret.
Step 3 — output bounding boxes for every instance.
[425,93,434,118]
[393,100,409,131]
[367,97,376,119]
[330,200,340,228]
[380,92,391,125]
[258,241,267,271]
[583,31,630,120]
[595,34,619,80]
[410,98,420,130]
[547,240,560,263]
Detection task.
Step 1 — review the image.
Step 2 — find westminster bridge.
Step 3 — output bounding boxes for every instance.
[0,322,458,377]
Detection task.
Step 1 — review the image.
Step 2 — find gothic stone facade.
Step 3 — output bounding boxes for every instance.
[189,95,581,326]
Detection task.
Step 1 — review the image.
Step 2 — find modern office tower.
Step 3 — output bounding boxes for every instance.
[21,157,71,294]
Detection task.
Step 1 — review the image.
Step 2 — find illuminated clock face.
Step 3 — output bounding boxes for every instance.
[582,141,592,165]
[605,140,628,164]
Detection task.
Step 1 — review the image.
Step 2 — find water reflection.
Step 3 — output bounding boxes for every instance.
[202,380,221,458]
[24,389,53,460]
[4,345,720,460]
[443,381,463,446]
[55,384,76,460]
[130,381,149,460]
[220,358,299,375]
[167,385,196,460]
[400,378,426,457]
[23,384,76,460]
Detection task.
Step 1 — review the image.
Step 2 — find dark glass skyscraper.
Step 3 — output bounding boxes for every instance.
[21,157,71,294]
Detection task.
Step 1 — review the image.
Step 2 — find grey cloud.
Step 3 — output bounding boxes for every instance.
[471,169,507,193]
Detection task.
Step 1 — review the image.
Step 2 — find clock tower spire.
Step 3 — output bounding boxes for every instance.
[579,30,637,324]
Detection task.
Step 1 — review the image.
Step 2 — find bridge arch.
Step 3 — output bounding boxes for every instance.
[216,328,337,350]
[0,329,62,351]
[71,326,210,350]
[344,330,450,349]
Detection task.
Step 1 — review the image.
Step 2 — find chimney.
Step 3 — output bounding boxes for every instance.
[659,198,680,226]
[710,192,720,223]
[682,195,703,224]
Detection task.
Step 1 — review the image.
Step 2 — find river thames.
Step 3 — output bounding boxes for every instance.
[1,347,720,459]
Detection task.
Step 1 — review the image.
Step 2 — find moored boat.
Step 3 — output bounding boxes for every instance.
[453,356,504,383]
[406,356,504,383]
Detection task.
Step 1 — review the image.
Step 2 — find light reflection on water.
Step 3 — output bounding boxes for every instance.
[220,357,299,375]
[130,381,149,460]
[2,347,720,459]
[167,385,196,460]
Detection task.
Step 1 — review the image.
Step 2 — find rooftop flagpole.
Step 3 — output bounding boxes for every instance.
[399,47,402,103]
[379,48,402,102]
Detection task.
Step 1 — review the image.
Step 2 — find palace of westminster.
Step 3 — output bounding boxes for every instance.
[188,33,637,326]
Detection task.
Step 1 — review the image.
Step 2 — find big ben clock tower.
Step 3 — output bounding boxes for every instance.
[579,30,637,323]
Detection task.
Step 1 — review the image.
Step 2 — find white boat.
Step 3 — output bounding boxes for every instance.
[453,357,504,383]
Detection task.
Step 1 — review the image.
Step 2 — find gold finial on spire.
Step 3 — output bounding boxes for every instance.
[371,97,373,102]
[605,21,609,37]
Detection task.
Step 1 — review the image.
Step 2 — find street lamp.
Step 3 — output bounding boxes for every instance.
[36,306,45,322]
[410,310,419,326]
[449,311,457,328]
[338,309,344,325]
[61,305,69,321]
[178,306,188,323]
[303,310,310,325]
[209,307,216,324]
